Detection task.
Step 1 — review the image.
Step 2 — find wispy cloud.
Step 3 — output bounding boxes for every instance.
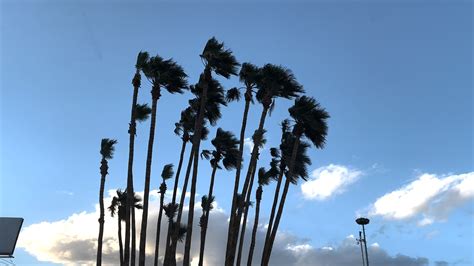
[368,172,474,225]
[56,190,74,196]
[301,164,362,200]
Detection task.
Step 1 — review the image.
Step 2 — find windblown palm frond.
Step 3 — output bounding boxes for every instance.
[161,164,174,180]
[135,51,149,70]
[288,96,330,149]
[201,195,215,212]
[280,134,311,184]
[100,138,118,159]
[163,203,179,220]
[252,129,267,149]
[134,103,152,122]
[171,222,187,242]
[143,55,188,94]
[200,37,240,78]
[256,64,304,103]
[226,87,241,102]
[239,62,261,87]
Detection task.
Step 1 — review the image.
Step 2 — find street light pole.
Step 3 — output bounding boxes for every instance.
[356,217,370,266]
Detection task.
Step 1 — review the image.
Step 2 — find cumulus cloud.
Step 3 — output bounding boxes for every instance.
[244,137,254,155]
[18,189,432,266]
[301,164,362,200]
[369,172,474,225]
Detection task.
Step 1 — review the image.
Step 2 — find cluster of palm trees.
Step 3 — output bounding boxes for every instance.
[96,37,329,266]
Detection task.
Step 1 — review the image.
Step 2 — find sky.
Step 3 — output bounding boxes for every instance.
[0,0,473,265]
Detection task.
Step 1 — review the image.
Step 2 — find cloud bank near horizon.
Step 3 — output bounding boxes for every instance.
[18,189,432,266]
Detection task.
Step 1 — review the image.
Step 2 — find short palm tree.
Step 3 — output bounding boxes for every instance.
[182,37,239,266]
[262,96,329,265]
[226,64,303,265]
[138,55,188,266]
[153,164,174,266]
[247,166,277,266]
[124,51,149,265]
[97,138,118,266]
[198,128,240,266]
[110,190,143,266]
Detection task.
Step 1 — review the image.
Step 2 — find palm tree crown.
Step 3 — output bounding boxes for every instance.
[288,96,330,148]
[200,37,240,78]
[201,128,241,170]
[100,139,118,159]
[143,55,188,95]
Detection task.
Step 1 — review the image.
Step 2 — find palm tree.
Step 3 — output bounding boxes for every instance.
[182,37,239,266]
[225,63,260,262]
[262,121,290,259]
[125,51,149,265]
[247,166,277,266]
[153,164,174,266]
[226,64,304,266]
[97,138,118,266]
[262,96,329,265]
[235,129,267,265]
[110,190,143,266]
[198,128,240,266]
[138,55,188,266]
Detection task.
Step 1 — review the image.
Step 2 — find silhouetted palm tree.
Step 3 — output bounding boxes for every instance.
[138,56,188,266]
[262,96,329,265]
[110,190,143,266]
[97,138,118,266]
[125,51,149,265]
[182,37,239,266]
[226,64,303,266]
[236,129,267,265]
[153,164,174,266]
[247,166,277,266]
[198,128,240,266]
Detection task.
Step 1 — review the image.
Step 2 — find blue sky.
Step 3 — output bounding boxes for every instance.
[1,0,472,265]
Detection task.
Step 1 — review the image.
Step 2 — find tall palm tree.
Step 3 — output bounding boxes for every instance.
[182,37,239,266]
[138,55,188,266]
[225,63,260,261]
[247,166,277,266]
[125,51,149,265]
[110,190,144,266]
[162,107,198,259]
[235,129,267,265]
[262,96,329,265]
[226,64,304,265]
[97,138,118,266]
[153,164,174,266]
[198,128,240,266]
[262,121,290,258]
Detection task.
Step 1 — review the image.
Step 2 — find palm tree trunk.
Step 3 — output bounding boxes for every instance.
[226,89,252,259]
[154,186,165,266]
[164,138,187,258]
[236,165,257,265]
[119,218,124,266]
[139,94,160,266]
[247,185,262,266]
[183,71,209,266]
[165,146,195,266]
[261,164,285,264]
[125,71,141,265]
[198,165,218,266]
[262,137,300,265]
[131,205,137,266]
[97,158,107,266]
[226,103,269,266]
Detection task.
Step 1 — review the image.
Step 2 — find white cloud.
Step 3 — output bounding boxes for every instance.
[301,164,362,200]
[244,137,253,155]
[17,189,431,266]
[369,172,474,225]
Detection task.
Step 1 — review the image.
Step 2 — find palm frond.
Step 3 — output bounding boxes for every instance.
[288,96,330,148]
[252,129,267,149]
[171,222,187,242]
[201,150,212,160]
[225,87,241,102]
[161,164,174,180]
[135,51,149,70]
[239,62,261,87]
[135,103,152,122]
[256,64,304,103]
[161,58,188,93]
[163,203,179,219]
[100,138,118,159]
[201,195,215,212]
[201,37,240,78]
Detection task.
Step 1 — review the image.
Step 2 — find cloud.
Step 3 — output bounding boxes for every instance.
[369,172,474,225]
[301,164,362,200]
[244,137,254,155]
[18,189,432,266]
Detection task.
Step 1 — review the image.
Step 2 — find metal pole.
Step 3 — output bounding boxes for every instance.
[362,224,369,266]
[359,231,365,266]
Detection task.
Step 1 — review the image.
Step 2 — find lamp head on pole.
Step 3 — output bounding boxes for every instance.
[356,217,370,225]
